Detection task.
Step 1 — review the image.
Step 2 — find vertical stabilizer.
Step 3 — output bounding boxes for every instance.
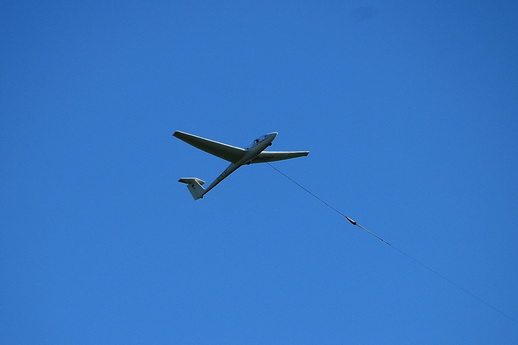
[178,178,206,200]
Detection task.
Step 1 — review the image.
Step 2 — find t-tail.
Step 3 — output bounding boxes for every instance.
[178,178,206,200]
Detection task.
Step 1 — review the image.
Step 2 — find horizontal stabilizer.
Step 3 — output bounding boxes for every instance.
[179,177,205,185]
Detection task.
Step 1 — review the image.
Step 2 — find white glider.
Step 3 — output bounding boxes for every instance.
[173,131,309,200]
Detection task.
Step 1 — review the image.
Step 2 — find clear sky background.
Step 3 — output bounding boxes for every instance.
[2,1,518,344]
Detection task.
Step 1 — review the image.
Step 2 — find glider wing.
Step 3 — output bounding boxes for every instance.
[173,131,247,163]
[250,150,310,163]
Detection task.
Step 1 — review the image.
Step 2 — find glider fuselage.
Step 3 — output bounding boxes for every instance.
[203,132,277,196]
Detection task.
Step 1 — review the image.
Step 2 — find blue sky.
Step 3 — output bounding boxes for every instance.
[2,1,518,344]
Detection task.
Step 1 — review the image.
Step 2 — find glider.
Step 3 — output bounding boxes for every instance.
[173,131,309,200]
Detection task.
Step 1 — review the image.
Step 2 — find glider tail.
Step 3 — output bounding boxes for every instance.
[178,178,206,200]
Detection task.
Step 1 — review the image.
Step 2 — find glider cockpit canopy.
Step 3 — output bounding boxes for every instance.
[247,134,270,150]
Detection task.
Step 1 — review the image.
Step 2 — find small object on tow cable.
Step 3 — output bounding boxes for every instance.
[345,216,357,225]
